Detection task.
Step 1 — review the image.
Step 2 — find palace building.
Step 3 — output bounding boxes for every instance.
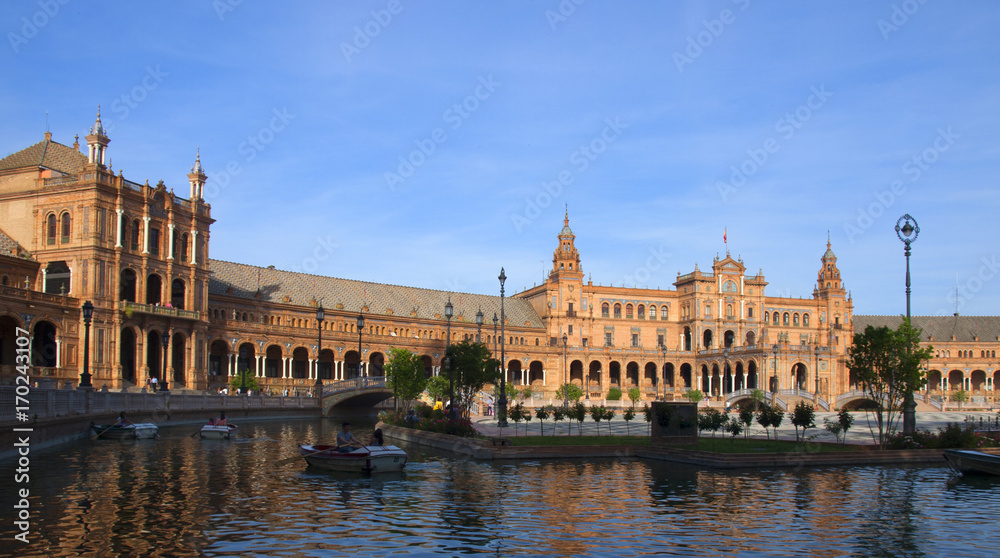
[1,114,997,409]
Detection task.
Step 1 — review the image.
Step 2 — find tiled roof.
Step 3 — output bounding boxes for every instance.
[207,259,544,329]
[0,136,87,175]
[0,227,28,258]
[853,315,1000,343]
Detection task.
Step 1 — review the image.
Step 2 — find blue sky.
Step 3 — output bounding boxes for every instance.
[2,1,999,316]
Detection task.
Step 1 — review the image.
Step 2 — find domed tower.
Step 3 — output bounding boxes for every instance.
[814,236,852,349]
[85,106,110,168]
[550,207,582,281]
[188,148,206,200]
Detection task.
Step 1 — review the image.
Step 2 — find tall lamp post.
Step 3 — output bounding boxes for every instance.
[356,312,365,379]
[562,333,569,409]
[771,343,779,401]
[497,267,508,427]
[444,297,454,420]
[896,214,920,434]
[160,330,170,392]
[315,304,324,391]
[476,308,484,342]
[79,301,94,389]
[661,344,667,400]
[814,344,821,404]
[238,345,247,394]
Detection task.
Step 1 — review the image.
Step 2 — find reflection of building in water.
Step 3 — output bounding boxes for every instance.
[1,116,997,407]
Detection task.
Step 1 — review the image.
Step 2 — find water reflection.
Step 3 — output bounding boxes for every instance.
[1,418,999,557]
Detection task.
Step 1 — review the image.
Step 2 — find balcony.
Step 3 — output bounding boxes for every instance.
[122,301,200,320]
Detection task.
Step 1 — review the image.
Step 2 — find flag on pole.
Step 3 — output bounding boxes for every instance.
[723,228,727,244]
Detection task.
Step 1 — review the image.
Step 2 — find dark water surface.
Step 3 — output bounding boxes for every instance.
[1,417,998,557]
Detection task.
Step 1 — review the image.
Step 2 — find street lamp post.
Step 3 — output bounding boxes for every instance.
[497,268,508,427]
[562,333,569,409]
[357,312,365,379]
[814,344,821,404]
[771,343,779,402]
[239,345,247,394]
[445,297,455,420]
[476,308,484,343]
[661,344,667,400]
[160,330,170,392]
[79,301,94,389]
[896,214,920,435]
[315,304,324,391]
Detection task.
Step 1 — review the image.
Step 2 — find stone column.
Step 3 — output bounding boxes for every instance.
[142,217,150,254]
[166,223,175,260]
[115,208,123,248]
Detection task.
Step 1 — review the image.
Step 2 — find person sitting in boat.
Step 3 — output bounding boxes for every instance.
[217,412,227,427]
[336,422,362,452]
[114,412,129,427]
[369,428,385,446]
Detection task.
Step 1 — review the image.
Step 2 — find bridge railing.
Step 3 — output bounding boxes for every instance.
[321,377,388,397]
[0,386,317,422]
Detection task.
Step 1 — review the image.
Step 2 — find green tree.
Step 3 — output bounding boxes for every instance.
[623,406,636,436]
[607,387,622,401]
[603,407,616,434]
[727,416,743,440]
[572,401,587,435]
[755,405,784,441]
[738,407,754,439]
[627,387,641,407]
[508,402,526,436]
[589,405,606,435]
[847,318,933,448]
[426,375,450,405]
[555,383,584,404]
[385,347,427,412]
[685,389,704,404]
[535,405,550,436]
[551,406,566,435]
[823,418,844,443]
[790,401,816,442]
[838,408,854,442]
[449,340,501,420]
[642,403,653,436]
[952,389,968,410]
[750,389,765,412]
[519,385,533,401]
[229,369,260,394]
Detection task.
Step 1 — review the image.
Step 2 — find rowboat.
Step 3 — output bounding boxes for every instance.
[298,444,407,473]
[943,449,1000,476]
[200,424,238,439]
[92,423,159,440]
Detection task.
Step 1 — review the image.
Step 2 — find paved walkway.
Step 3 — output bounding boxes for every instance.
[474,410,1000,445]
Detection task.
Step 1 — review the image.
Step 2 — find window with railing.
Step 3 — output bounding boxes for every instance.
[602,303,609,318]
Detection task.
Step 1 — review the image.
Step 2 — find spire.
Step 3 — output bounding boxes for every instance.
[187,147,207,200]
[85,105,110,167]
[552,210,581,277]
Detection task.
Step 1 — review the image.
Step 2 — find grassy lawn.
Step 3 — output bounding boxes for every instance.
[500,435,860,453]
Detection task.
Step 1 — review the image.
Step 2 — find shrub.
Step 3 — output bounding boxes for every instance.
[607,387,622,400]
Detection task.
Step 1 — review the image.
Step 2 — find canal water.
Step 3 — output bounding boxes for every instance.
[1,417,998,557]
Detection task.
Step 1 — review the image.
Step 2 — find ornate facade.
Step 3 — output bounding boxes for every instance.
[1,116,997,408]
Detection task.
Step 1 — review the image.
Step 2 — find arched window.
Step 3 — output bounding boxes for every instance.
[46,214,57,245]
[661,306,668,319]
[637,305,645,319]
[726,304,733,318]
[614,304,622,319]
[773,312,780,324]
[131,219,140,251]
[783,313,789,326]
[793,313,800,326]
[602,303,609,318]
[60,212,71,243]
[803,313,810,327]
[625,304,633,319]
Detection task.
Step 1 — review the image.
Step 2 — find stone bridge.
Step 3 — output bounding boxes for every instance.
[319,377,394,415]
